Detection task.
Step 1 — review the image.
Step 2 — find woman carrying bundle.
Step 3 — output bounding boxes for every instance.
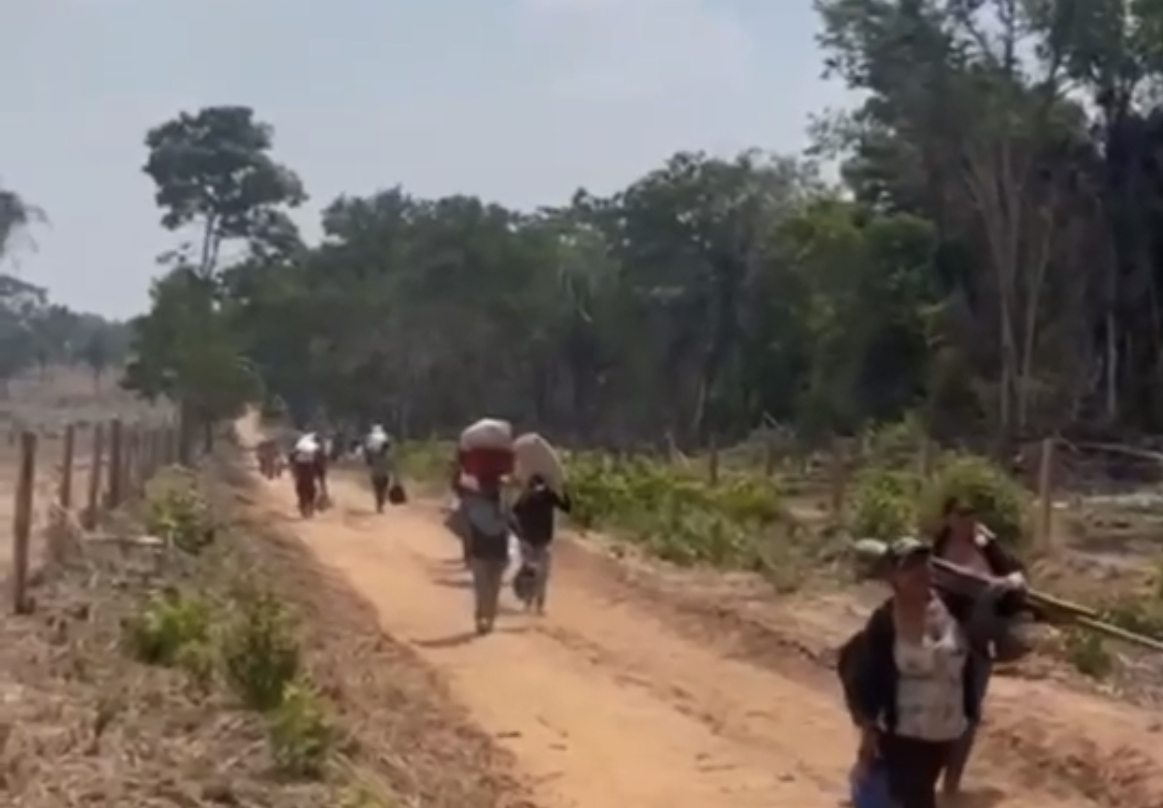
[931,497,1027,796]
[456,419,516,635]
[511,473,571,614]
[841,537,1020,808]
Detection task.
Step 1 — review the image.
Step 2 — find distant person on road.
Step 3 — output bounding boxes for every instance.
[362,424,395,512]
[256,438,283,479]
[931,497,1027,797]
[510,474,571,614]
[289,432,327,517]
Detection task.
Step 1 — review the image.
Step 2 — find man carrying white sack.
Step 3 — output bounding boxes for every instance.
[289,431,326,517]
[362,424,395,513]
[456,418,516,635]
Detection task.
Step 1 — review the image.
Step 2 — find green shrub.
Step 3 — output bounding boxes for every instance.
[562,451,798,571]
[267,681,333,778]
[1063,629,1112,679]
[919,453,1028,546]
[849,468,921,541]
[123,590,212,666]
[397,440,456,487]
[220,588,301,712]
[143,468,215,554]
[175,641,217,694]
[860,414,926,468]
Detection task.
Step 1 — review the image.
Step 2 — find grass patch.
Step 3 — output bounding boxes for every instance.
[566,452,803,570]
[123,466,335,780]
[220,586,302,712]
[122,589,211,666]
[142,466,217,553]
[396,439,456,489]
[1062,629,1114,679]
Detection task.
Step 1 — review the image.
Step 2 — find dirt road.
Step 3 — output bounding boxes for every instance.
[237,438,1159,806]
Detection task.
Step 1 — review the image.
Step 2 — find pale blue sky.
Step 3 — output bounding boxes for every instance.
[1,0,854,318]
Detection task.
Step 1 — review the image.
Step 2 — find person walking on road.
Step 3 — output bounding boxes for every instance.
[289,432,326,517]
[931,497,1027,797]
[455,418,516,635]
[839,537,1015,808]
[511,474,571,614]
[462,478,511,634]
[362,424,395,513]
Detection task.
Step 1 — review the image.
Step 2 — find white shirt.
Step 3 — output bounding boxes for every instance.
[893,598,969,741]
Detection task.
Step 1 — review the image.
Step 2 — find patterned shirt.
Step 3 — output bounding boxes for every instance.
[893,598,969,741]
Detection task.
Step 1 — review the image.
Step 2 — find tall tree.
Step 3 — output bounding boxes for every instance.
[142,106,306,277]
[0,184,44,262]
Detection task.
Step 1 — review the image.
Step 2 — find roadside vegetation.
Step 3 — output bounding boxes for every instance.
[123,467,349,784]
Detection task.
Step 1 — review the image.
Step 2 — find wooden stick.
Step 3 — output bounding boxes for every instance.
[1073,616,1163,654]
[1025,590,1100,621]
[12,432,36,614]
[929,557,1163,651]
[59,423,75,509]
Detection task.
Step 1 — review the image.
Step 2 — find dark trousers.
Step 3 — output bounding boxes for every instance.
[371,473,389,512]
[880,734,952,808]
[292,464,317,514]
[944,654,993,789]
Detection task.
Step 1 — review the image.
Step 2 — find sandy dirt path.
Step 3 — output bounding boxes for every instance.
[236,426,1114,808]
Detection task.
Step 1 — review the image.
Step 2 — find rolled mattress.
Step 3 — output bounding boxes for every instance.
[514,432,564,491]
[459,418,513,451]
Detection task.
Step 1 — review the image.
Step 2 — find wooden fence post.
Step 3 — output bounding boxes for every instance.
[107,419,124,509]
[59,423,75,509]
[1036,437,1055,551]
[143,426,156,480]
[84,423,106,529]
[917,437,935,480]
[763,434,777,477]
[707,436,720,486]
[12,431,37,614]
[137,426,150,488]
[153,425,164,473]
[125,425,140,495]
[829,437,848,525]
[170,419,182,466]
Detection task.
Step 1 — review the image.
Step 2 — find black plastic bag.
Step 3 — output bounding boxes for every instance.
[387,482,407,505]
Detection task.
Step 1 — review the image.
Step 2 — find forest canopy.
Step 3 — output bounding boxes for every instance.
[121,0,1163,448]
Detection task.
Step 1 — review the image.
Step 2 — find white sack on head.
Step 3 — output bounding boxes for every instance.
[293,433,320,462]
[513,432,565,492]
[459,418,513,452]
[365,426,389,452]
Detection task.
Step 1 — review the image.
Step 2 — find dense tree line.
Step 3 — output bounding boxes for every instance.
[0,183,130,392]
[124,0,1163,449]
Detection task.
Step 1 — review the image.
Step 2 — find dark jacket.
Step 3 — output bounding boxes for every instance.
[932,530,1024,577]
[511,485,571,548]
[839,590,994,737]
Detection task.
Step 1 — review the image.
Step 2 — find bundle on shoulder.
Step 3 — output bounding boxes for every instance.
[513,432,565,492]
